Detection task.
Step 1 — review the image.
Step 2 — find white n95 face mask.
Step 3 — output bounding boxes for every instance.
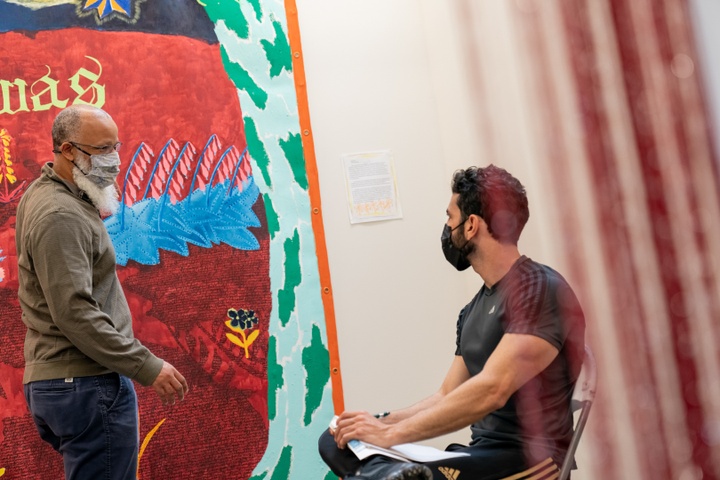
[79,151,121,189]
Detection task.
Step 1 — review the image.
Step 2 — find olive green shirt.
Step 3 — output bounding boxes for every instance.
[16,163,163,386]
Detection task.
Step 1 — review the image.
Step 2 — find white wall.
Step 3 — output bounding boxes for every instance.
[295,1,720,477]
[690,0,720,161]
[293,0,589,468]
[295,0,591,451]
[295,0,483,449]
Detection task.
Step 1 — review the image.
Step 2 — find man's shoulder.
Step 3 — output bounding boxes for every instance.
[22,173,81,210]
[510,257,571,291]
[502,258,582,316]
[18,176,88,232]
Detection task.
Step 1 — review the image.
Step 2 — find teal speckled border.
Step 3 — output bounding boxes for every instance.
[201,0,335,477]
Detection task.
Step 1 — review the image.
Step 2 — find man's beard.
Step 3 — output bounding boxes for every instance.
[452,226,475,259]
[72,157,120,217]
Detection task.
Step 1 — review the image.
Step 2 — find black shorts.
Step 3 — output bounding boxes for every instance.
[318,429,561,480]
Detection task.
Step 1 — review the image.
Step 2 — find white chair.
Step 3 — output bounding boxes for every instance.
[559,345,597,480]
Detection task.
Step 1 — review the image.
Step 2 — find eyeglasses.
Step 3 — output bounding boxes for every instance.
[70,141,122,156]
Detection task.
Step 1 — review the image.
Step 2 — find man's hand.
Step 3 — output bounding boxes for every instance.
[333,411,394,449]
[152,361,189,406]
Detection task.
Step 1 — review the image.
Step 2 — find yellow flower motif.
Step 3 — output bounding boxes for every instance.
[224,308,261,359]
[225,319,260,359]
[0,128,17,185]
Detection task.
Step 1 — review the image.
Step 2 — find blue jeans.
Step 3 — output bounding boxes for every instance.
[24,373,139,480]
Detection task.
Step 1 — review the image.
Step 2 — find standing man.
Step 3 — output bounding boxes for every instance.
[319,165,585,480]
[16,105,189,480]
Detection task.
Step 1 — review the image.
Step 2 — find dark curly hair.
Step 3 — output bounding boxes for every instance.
[451,165,529,245]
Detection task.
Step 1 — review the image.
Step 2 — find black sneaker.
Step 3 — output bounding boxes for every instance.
[347,457,433,480]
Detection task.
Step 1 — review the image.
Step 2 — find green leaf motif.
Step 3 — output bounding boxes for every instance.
[263,193,280,240]
[246,0,263,22]
[278,228,301,327]
[221,46,269,110]
[279,132,308,191]
[200,0,249,39]
[302,324,330,426]
[243,116,272,188]
[260,19,293,78]
[269,445,293,480]
[248,445,293,480]
[267,335,284,421]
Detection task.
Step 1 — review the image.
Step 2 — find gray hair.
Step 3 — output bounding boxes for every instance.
[51,105,110,151]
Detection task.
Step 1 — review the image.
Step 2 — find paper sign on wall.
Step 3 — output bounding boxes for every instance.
[342,151,403,224]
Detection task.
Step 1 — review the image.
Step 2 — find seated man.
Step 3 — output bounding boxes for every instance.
[319,165,586,480]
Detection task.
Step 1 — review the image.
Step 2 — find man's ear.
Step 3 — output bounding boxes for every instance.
[466,214,489,238]
[58,143,75,161]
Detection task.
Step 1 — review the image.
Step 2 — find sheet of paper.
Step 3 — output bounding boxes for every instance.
[347,439,470,463]
[342,151,403,224]
[348,440,410,463]
[334,417,470,463]
[389,443,470,462]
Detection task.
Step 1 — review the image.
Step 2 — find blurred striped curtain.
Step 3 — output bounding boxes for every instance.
[455,0,720,478]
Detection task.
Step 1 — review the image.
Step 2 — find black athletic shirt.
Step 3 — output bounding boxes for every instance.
[455,256,585,465]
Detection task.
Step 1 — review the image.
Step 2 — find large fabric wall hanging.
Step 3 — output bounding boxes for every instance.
[0,0,340,478]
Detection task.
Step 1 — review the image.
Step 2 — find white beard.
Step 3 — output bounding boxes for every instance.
[72,158,120,217]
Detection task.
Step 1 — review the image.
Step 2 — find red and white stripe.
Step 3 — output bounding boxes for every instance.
[456,0,720,478]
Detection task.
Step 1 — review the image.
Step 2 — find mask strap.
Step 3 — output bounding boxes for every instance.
[451,218,467,232]
[69,159,90,176]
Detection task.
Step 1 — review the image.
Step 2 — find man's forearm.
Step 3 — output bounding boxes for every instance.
[380,391,445,424]
[384,356,471,425]
[333,384,497,450]
[386,334,560,446]
[386,379,503,446]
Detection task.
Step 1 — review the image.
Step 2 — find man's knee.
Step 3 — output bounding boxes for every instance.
[318,428,362,476]
[318,428,337,462]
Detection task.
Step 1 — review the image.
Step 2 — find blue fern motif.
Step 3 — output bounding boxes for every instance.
[106,179,260,266]
[106,138,261,266]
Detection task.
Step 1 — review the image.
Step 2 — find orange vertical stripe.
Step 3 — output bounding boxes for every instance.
[284,0,345,413]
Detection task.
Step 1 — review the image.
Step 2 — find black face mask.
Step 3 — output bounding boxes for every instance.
[441,222,471,271]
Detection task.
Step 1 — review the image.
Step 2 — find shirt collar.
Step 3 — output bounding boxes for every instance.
[42,162,92,204]
[483,255,528,295]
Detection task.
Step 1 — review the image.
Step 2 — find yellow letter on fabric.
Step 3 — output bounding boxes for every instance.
[0,79,31,115]
[69,56,105,107]
[30,66,69,112]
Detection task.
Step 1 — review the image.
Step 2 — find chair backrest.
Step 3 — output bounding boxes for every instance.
[558,345,597,480]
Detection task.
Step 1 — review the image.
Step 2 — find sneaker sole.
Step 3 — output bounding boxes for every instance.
[387,464,433,480]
